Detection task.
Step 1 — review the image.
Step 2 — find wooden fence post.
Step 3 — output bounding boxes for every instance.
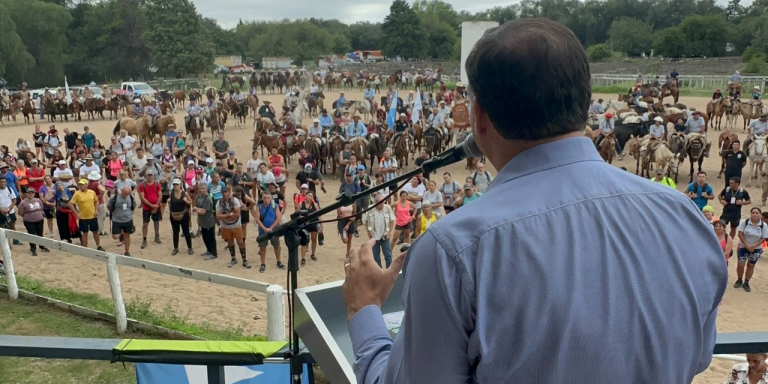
[106,253,128,334]
[0,230,18,300]
[266,285,286,341]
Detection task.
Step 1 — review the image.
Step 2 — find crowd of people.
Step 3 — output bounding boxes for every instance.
[0,123,494,272]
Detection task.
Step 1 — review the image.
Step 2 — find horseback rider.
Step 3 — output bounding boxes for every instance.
[651,76,661,97]
[0,88,8,111]
[406,91,415,108]
[102,85,111,101]
[389,113,410,148]
[247,84,257,96]
[728,71,742,93]
[427,106,444,135]
[19,86,30,101]
[280,106,297,146]
[56,87,66,101]
[318,109,333,133]
[336,92,346,116]
[364,84,375,109]
[437,101,451,119]
[258,100,278,127]
[346,114,367,140]
[146,99,160,132]
[744,113,768,153]
[750,86,764,115]
[712,88,724,102]
[670,69,679,80]
[287,92,299,112]
[308,119,325,151]
[455,82,467,99]
[683,111,711,158]
[232,88,245,112]
[649,117,666,141]
[43,87,52,99]
[309,83,319,97]
[594,113,624,160]
[636,73,643,85]
[132,99,144,119]
[630,83,643,105]
[185,96,201,131]
[82,86,93,99]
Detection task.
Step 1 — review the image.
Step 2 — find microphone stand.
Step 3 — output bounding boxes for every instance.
[260,149,457,384]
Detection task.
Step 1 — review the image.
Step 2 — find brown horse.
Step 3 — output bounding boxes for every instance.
[159,98,172,116]
[660,79,679,104]
[84,98,102,121]
[740,102,765,130]
[393,133,412,169]
[350,137,367,166]
[21,99,35,124]
[730,82,743,95]
[173,90,186,110]
[106,98,120,120]
[1,100,20,125]
[706,98,727,131]
[252,132,283,157]
[412,122,424,156]
[246,95,259,120]
[70,100,84,121]
[114,116,152,147]
[687,135,706,183]
[599,136,616,164]
[329,135,345,179]
[717,131,740,179]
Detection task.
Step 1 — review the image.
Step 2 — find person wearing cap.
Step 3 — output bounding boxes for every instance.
[193,182,217,259]
[138,170,163,249]
[389,112,411,148]
[712,88,724,102]
[751,86,763,114]
[17,187,49,255]
[185,96,201,132]
[652,168,676,188]
[427,105,444,133]
[309,119,323,142]
[0,177,20,238]
[85,170,108,236]
[318,109,333,131]
[69,178,104,251]
[258,100,278,127]
[356,163,372,211]
[453,181,482,208]
[702,205,717,224]
[255,191,285,273]
[52,160,74,189]
[168,177,193,255]
[296,162,324,194]
[107,185,136,256]
[225,150,238,171]
[686,171,714,211]
[132,98,144,119]
[730,70,742,89]
[202,157,216,176]
[216,186,250,268]
[27,158,46,195]
[594,112,623,160]
[745,113,768,157]
[346,114,367,140]
[231,162,253,196]
[649,116,666,141]
[437,100,450,119]
[684,110,711,157]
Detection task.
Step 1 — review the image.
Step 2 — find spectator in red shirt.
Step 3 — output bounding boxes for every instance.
[27,159,46,195]
[86,171,107,236]
[138,170,163,249]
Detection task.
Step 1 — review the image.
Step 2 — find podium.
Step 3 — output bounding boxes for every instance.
[295,274,405,384]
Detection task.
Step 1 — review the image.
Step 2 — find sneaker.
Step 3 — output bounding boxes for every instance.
[203,254,218,260]
[259,264,266,273]
[30,250,37,256]
[301,259,306,266]
[97,246,105,251]
[744,282,752,292]
[171,249,179,256]
[40,247,50,253]
[141,240,147,249]
[187,248,194,255]
[124,252,131,257]
[243,260,252,269]
[311,254,317,261]
[100,231,108,237]
[12,240,22,246]
[154,236,162,244]
[277,261,286,269]
[354,230,359,238]
[734,279,743,289]
[228,259,238,268]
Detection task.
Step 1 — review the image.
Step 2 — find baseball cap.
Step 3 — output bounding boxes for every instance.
[304,164,312,171]
[187,160,195,165]
[24,187,35,193]
[463,183,473,190]
[78,179,88,185]
[702,205,715,213]
[300,183,309,189]
[357,164,365,170]
[58,160,66,165]
[229,150,235,155]
[656,168,664,175]
[172,178,182,185]
[206,158,213,163]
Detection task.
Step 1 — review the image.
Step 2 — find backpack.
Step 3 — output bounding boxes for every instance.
[440,181,460,195]
[691,183,709,196]
[741,218,767,233]
[472,171,491,186]
[139,181,161,195]
[725,187,747,200]
[259,202,277,220]
[108,194,135,212]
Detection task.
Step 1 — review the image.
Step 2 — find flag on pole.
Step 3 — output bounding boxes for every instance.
[64,76,72,106]
[411,88,422,124]
[386,90,398,131]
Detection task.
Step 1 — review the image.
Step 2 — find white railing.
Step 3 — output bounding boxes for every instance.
[592,73,768,91]
[0,229,286,341]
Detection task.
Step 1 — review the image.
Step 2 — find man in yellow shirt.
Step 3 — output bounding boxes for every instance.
[652,168,676,189]
[69,179,104,251]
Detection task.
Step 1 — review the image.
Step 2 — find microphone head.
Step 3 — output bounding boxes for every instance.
[462,133,484,158]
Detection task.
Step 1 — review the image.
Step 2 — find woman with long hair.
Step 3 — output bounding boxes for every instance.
[90,139,105,170]
[106,151,122,182]
[53,181,79,243]
[149,136,164,163]
[390,190,416,250]
[18,187,50,255]
[47,149,64,177]
[233,186,257,248]
[300,190,320,265]
[39,175,56,237]
[714,220,733,266]
[168,179,194,255]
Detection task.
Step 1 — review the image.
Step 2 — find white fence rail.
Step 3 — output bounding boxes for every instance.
[0,228,286,341]
[592,73,768,91]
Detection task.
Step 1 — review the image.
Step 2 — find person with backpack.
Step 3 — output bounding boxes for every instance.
[719,176,752,239]
[686,171,714,211]
[217,188,250,269]
[734,207,768,292]
[108,185,136,256]
[138,171,163,249]
[439,172,461,214]
[194,182,217,260]
[469,162,493,193]
[255,192,284,273]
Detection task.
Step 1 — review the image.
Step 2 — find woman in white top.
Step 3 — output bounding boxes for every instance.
[735,206,768,292]
[149,136,164,162]
[724,352,768,384]
[246,150,263,180]
[649,117,665,140]
[422,179,444,216]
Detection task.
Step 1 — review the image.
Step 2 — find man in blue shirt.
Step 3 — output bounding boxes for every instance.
[346,114,366,139]
[132,99,144,120]
[185,97,201,132]
[318,109,333,131]
[336,92,347,113]
[686,171,714,210]
[364,84,375,104]
[341,19,725,384]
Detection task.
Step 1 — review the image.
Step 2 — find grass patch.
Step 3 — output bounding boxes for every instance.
[0,297,138,384]
[7,275,266,341]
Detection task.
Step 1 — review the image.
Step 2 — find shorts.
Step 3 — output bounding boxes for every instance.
[258,235,280,248]
[43,209,54,219]
[221,226,243,241]
[720,214,741,227]
[737,247,763,265]
[0,212,17,227]
[142,209,162,223]
[240,210,250,224]
[162,195,170,205]
[276,180,285,187]
[112,220,135,235]
[338,220,356,235]
[395,224,410,231]
[304,223,319,233]
[78,218,99,233]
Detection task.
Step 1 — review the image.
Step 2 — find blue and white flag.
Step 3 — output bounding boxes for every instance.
[411,88,422,124]
[386,90,398,131]
[136,363,311,384]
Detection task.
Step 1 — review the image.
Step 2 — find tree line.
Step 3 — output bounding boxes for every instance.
[3,0,768,87]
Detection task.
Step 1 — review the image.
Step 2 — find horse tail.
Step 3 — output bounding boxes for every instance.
[113,120,121,136]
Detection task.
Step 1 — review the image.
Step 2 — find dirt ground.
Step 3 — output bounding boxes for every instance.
[0,90,758,383]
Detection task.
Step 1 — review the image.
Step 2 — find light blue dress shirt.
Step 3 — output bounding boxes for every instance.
[349,136,726,384]
[337,96,346,108]
[318,114,333,128]
[346,122,366,138]
[364,89,375,99]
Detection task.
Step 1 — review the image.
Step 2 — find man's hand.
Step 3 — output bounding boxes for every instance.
[343,238,405,322]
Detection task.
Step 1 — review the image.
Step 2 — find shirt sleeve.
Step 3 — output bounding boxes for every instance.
[348,231,473,384]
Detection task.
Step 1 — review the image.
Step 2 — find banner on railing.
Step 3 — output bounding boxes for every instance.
[136,363,311,384]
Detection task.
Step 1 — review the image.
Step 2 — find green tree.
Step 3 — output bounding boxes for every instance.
[202,18,237,55]
[3,0,71,86]
[678,14,729,57]
[0,3,35,85]
[247,21,348,63]
[381,0,429,59]
[586,43,613,62]
[346,22,383,51]
[142,0,215,77]
[726,0,742,20]
[652,27,687,57]
[608,17,653,56]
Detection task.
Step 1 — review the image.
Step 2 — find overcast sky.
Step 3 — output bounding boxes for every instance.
[192,0,523,27]
[192,0,738,27]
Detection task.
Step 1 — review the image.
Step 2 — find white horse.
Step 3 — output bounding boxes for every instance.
[294,99,309,127]
[351,100,372,121]
[726,100,742,131]
[747,135,768,187]
[604,99,629,112]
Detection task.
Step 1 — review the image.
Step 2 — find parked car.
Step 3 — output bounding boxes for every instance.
[215,65,230,74]
[120,82,156,97]
[230,65,254,73]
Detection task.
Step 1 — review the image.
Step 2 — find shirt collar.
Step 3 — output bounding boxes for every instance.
[487,137,602,193]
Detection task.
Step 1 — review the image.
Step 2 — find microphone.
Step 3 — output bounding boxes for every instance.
[421,133,483,174]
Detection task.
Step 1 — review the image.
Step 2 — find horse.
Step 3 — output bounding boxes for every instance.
[624,136,643,175]
[307,91,325,117]
[686,135,706,183]
[173,90,186,111]
[412,122,424,156]
[747,136,768,187]
[46,98,68,122]
[305,136,327,175]
[329,135,345,179]
[367,131,385,171]
[740,102,764,130]
[106,98,121,120]
[350,100,372,122]
[0,100,19,125]
[152,115,176,140]
[726,99,742,130]
[246,95,259,120]
[603,99,629,112]
[230,75,245,89]
[717,131,739,180]
[350,137,367,166]
[599,135,616,164]
[226,98,247,127]
[114,116,152,148]
[667,133,686,181]
[69,99,84,121]
[423,128,441,157]
[274,73,286,94]
[730,82,743,95]
[640,140,674,179]
[706,98,727,131]
[21,99,35,125]
[186,114,203,148]
[252,132,283,158]
[660,79,679,104]
[203,107,222,140]
[393,133,413,170]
